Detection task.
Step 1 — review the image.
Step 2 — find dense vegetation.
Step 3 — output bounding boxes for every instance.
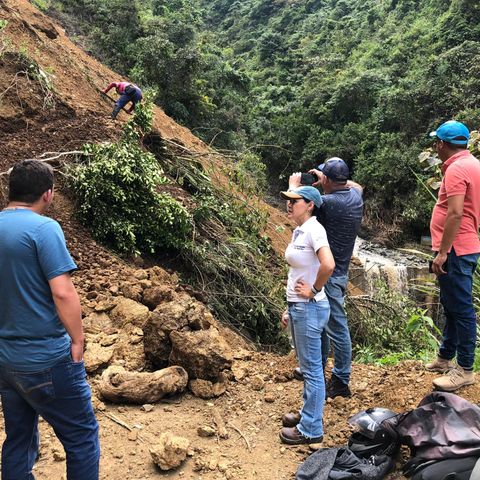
[25,0,480,355]
[36,0,480,241]
[66,100,288,349]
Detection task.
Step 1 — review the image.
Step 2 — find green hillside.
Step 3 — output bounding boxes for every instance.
[36,0,480,240]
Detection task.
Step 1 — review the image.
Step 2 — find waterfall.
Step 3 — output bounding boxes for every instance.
[350,239,431,297]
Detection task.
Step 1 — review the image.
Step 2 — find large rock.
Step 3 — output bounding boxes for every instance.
[111,326,146,371]
[84,341,114,374]
[147,266,178,287]
[109,297,149,328]
[120,281,143,303]
[142,285,174,310]
[83,312,116,335]
[143,294,216,369]
[170,328,233,381]
[98,365,188,404]
[150,432,190,471]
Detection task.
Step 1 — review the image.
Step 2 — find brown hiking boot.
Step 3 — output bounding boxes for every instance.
[282,412,301,428]
[433,366,475,392]
[279,427,323,445]
[425,356,455,373]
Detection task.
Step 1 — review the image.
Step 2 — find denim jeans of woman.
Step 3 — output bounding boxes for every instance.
[438,248,480,369]
[288,299,330,439]
[0,356,100,480]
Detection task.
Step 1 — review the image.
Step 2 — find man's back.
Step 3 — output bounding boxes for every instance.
[0,208,76,371]
[318,187,363,277]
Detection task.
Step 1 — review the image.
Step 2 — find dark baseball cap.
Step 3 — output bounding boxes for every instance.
[429,120,470,145]
[318,157,349,182]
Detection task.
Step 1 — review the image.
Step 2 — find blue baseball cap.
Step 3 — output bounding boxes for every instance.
[281,186,323,208]
[317,157,349,182]
[429,120,470,145]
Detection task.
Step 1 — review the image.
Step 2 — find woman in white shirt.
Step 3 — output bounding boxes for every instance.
[279,186,335,445]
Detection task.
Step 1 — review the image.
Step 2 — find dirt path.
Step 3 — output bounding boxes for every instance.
[3,354,477,480]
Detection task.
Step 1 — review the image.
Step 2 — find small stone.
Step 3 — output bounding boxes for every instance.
[264,392,275,403]
[141,404,154,412]
[250,375,264,391]
[52,449,66,462]
[150,432,190,471]
[197,426,216,438]
[128,430,138,441]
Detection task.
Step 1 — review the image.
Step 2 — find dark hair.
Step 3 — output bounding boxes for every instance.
[444,140,468,149]
[312,205,321,217]
[9,160,54,203]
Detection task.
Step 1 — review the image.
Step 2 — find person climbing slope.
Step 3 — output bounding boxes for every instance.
[103,81,143,119]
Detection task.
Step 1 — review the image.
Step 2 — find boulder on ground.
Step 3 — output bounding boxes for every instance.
[170,328,233,381]
[109,297,149,328]
[83,312,116,335]
[142,285,174,310]
[120,281,143,303]
[150,432,190,471]
[111,327,146,371]
[147,266,178,287]
[84,341,114,374]
[188,375,228,399]
[98,365,188,404]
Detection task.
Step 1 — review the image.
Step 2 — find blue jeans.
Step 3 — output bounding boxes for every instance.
[288,299,330,438]
[0,357,100,480]
[438,248,479,370]
[116,89,142,110]
[321,275,351,385]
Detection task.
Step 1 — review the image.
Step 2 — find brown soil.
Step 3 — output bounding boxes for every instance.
[1,2,480,479]
[3,356,479,480]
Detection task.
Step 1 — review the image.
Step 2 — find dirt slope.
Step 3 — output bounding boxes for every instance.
[0,0,292,252]
[1,2,480,480]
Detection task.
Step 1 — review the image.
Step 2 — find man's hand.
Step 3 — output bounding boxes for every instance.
[432,252,448,275]
[294,280,314,299]
[280,310,289,329]
[289,172,302,189]
[71,341,84,362]
[308,168,323,187]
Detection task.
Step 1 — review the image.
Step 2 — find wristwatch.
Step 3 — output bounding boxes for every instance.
[311,285,320,296]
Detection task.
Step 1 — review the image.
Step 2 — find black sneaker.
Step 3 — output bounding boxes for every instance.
[326,373,351,399]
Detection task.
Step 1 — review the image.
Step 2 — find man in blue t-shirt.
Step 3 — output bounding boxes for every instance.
[0,160,100,479]
[290,157,363,398]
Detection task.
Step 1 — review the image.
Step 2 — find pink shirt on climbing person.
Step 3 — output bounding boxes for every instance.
[430,150,480,256]
[103,82,131,94]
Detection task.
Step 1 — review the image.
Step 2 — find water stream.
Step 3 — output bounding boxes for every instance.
[349,238,432,297]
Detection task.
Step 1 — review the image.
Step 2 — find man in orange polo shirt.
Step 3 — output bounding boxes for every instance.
[426,120,480,391]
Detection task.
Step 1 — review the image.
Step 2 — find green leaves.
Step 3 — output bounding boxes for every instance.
[68,102,192,254]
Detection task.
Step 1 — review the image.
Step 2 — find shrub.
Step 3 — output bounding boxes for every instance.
[67,100,192,254]
[349,281,441,365]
